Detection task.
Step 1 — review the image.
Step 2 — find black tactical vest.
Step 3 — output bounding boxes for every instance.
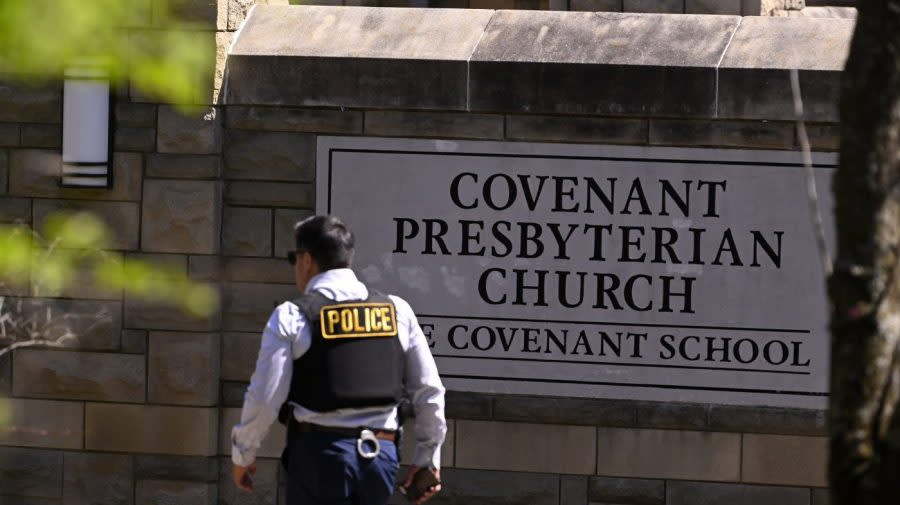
[287,290,405,413]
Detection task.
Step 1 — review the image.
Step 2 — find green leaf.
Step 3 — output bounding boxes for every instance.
[0,225,33,284]
[0,0,211,104]
[32,253,75,294]
[0,212,219,318]
[181,284,220,318]
[42,212,109,250]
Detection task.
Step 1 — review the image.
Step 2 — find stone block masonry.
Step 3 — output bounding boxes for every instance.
[136,480,217,505]
[140,179,222,254]
[31,198,140,250]
[0,4,846,504]
[224,130,316,181]
[221,332,261,381]
[457,420,597,474]
[157,105,222,155]
[64,452,134,505]
[148,331,221,406]
[0,447,63,499]
[85,403,218,456]
[595,427,741,481]
[741,433,828,486]
[1,399,83,450]
[13,350,145,403]
[223,206,272,256]
[666,481,810,505]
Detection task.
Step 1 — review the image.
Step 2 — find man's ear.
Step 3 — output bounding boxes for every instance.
[314,256,324,274]
[302,252,319,273]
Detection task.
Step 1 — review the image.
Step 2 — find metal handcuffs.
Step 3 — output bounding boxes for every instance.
[356,429,381,459]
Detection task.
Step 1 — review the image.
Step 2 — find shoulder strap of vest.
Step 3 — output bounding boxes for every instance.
[292,291,330,323]
[365,288,392,304]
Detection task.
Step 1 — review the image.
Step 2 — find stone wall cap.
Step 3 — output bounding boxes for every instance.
[230,5,495,61]
[471,10,740,67]
[719,16,854,70]
[225,6,855,119]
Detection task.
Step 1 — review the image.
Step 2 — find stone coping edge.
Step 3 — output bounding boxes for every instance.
[225,5,854,121]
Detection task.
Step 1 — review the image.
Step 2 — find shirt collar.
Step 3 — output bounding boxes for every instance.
[305,268,368,300]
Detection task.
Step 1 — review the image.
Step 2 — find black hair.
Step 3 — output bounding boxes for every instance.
[293,215,355,270]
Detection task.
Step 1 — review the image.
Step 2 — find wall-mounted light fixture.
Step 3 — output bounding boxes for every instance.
[61,63,112,188]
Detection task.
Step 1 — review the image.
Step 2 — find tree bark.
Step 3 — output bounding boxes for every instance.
[829,1,900,503]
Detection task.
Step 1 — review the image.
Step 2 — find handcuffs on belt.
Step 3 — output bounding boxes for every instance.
[358,425,404,459]
[357,429,381,459]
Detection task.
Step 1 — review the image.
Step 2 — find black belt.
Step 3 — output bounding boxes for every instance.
[292,421,397,442]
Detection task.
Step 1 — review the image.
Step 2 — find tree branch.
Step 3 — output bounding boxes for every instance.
[791,68,833,276]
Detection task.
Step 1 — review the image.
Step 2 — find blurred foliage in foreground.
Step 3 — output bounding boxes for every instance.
[0,0,218,331]
[0,0,212,104]
[0,1,217,427]
[0,215,220,426]
[0,212,218,324]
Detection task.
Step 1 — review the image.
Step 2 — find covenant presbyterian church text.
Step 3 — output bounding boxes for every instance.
[392,172,784,315]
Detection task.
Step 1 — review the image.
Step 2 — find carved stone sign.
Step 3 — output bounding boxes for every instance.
[317,137,837,408]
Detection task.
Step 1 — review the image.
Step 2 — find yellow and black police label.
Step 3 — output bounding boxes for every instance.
[320,302,398,339]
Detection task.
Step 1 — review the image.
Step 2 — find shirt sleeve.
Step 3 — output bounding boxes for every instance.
[231,302,303,466]
[394,296,448,469]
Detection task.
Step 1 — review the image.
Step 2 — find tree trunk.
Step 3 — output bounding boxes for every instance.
[829,0,900,503]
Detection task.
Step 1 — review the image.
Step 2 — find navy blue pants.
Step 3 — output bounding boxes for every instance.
[285,431,399,505]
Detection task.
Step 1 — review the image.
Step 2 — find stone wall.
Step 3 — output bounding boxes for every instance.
[0,5,849,505]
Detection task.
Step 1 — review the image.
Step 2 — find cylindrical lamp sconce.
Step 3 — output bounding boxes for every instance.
[61,64,112,188]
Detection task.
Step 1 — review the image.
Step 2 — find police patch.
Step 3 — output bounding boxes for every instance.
[319,302,398,339]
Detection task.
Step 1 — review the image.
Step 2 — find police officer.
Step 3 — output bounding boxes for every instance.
[232,215,447,505]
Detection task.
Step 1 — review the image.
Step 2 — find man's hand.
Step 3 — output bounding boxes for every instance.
[233,463,257,492]
[403,466,441,504]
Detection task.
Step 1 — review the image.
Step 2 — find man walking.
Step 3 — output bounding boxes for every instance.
[232,215,447,505]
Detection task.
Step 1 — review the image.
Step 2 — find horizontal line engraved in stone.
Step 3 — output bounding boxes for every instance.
[418,314,811,335]
[441,374,829,396]
[432,353,812,376]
